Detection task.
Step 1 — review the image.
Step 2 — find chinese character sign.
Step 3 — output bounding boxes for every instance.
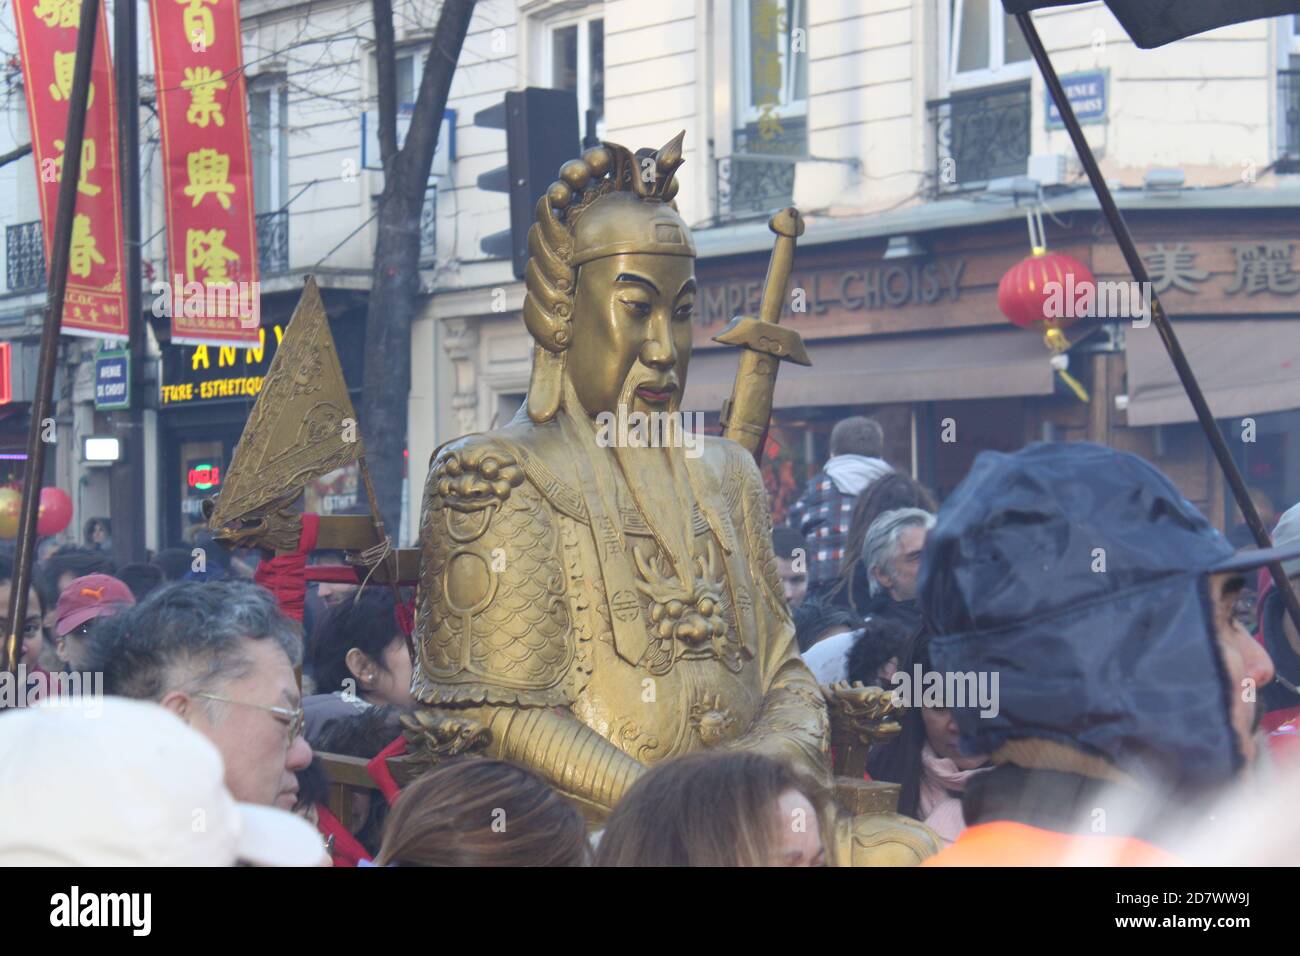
[150,0,260,345]
[12,0,128,339]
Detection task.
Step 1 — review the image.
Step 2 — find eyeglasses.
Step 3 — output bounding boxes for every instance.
[193,692,306,743]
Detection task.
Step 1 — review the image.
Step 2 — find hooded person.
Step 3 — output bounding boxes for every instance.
[919,442,1290,867]
[787,417,892,591]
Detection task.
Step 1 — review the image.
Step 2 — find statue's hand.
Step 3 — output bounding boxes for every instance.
[433,442,525,513]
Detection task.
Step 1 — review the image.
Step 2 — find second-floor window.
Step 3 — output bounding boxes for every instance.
[733,0,807,148]
[545,12,604,141]
[249,75,289,214]
[947,0,1031,90]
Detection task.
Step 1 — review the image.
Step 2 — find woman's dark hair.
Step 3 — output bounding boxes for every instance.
[309,589,403,693]
[594,751,827,866]
[866,625,932,820]
[829,473,937,606]
[845,616,909,686]
[83,516,110,546]
[376,758,589,866]
[792,598,862,654]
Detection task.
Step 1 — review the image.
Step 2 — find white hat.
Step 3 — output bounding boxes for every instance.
[0,696,328,866]
[1274,502,1300,579]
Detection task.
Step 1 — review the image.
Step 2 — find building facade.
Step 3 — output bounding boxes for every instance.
[414,0,1300,536]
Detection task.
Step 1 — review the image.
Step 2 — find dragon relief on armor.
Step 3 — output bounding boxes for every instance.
[632,538,747,675]
[689,692,737,747]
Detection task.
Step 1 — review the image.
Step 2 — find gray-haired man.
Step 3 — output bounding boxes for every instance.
[90,581,312,810]
[862,507,935,632]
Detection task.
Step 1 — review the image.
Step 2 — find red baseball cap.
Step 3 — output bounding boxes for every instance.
[55,574,135,637]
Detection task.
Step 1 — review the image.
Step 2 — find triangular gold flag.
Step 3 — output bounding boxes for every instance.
[207,276,361,531]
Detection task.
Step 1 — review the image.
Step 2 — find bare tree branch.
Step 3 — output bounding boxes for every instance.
[0,141,31,168]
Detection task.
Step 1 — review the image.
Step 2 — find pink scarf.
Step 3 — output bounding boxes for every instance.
[917,743,990,844]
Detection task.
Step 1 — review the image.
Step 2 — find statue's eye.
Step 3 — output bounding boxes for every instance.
[620,298,651,319]
[675,301,695,321]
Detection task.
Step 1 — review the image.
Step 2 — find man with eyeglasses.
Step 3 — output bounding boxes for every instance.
[89,580,313,810]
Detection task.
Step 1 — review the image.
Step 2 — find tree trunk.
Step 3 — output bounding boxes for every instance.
[362,0,476,538]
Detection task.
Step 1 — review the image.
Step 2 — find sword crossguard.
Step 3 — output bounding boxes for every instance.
[711,316,811,366]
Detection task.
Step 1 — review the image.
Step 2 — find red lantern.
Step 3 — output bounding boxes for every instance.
[37,486,73,536]
[997,247,1095,331]
[997,206,1094,404]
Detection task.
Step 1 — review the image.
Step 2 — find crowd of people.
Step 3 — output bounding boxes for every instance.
[2,419,1299,867]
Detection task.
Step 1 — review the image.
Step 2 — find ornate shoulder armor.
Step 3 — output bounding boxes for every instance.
[412,434,591,709]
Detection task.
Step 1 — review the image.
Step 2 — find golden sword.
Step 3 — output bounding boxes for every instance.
[714,207,811,462]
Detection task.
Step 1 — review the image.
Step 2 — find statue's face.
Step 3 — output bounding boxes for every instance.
[568,253,696,419]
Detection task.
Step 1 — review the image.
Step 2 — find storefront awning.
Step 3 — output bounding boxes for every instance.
[1124,319,1300,427]
[681,327,1056,411]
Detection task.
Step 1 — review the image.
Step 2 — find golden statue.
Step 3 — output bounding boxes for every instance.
[406,131,940,865]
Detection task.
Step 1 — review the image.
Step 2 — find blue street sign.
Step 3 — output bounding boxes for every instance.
[94,350,131,411]
[1046,70,1108,130]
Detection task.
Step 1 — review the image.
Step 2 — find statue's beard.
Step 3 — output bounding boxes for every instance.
[608,363,698,585]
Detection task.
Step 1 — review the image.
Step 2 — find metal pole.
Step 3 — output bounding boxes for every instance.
[111,0,146,566]
[1014,11,1300,639]
[3,0,101,674]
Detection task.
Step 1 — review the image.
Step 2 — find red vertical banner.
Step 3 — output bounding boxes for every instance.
[12,0,128,340]
[150,0,260,346]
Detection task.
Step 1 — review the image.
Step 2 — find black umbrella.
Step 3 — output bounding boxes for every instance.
[1004,0,1300,49]
[1002,0,1300,644]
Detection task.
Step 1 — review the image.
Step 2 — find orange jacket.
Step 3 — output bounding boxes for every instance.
[921,821,1182,867]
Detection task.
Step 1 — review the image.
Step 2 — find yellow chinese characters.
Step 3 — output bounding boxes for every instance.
[52,138,101,197]
[33,0,80,29]
[69,213,105,278]
[185,228,239,284]
[181,66,227,127]
[178,0,219,49]
[183,148,235,209]
[49,50,94,106]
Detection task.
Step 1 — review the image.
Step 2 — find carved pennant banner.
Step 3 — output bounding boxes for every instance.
[207,276,360,529]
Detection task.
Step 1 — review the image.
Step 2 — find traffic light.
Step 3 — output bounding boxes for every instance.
[474,87,580,279]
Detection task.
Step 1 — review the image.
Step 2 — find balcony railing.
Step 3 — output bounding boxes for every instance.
[716,154,802,222]
[6,220,46,293]
[256,209,289,275]
[1280,69,1300,173]
[928,81,1032,196]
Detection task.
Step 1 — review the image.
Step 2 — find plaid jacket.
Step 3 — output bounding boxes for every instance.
[787,471,857,587]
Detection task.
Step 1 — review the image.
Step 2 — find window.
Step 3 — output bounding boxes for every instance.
[396,53,417,107]
[733,0,807,134]
[722,0,808,219]
[946,0,1031,90]
[545,14,604,141]
[249,75,289,214]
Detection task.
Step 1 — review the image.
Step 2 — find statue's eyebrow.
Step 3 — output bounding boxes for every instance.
[677,277,697,297]
[615,273,659,294]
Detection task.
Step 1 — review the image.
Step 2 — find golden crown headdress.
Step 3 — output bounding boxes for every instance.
[524,131,693,423]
